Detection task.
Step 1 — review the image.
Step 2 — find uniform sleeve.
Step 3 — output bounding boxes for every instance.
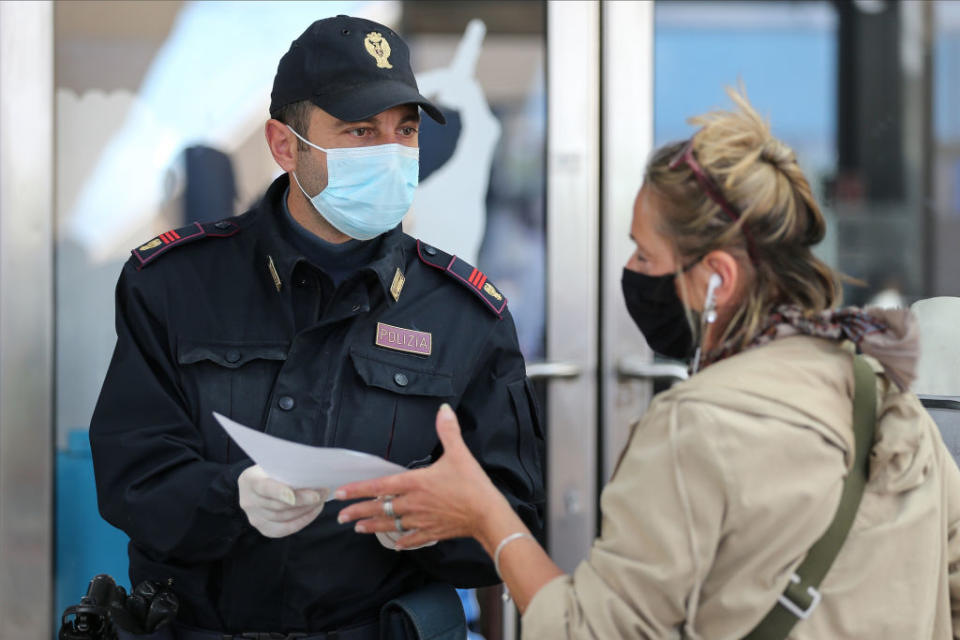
[407,310,546,586]
[89,262,250,563]
[521,400,726,639]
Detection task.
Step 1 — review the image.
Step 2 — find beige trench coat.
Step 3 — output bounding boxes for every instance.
[522,335,960,639]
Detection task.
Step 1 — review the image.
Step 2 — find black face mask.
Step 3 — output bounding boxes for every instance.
[621,267,695,360]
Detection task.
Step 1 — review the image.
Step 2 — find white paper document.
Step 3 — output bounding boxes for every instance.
[213,412,406,500]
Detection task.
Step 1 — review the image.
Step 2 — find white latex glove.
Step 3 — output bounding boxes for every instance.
[238,465,328,538]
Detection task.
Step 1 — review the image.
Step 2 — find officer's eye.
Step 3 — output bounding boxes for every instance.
[348,127,370,137]
[400,126,418,136]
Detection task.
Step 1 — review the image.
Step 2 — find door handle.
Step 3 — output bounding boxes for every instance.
[526,361,582,380]
[616,355,688,383]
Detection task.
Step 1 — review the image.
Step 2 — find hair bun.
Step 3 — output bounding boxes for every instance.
[760,138,795,168]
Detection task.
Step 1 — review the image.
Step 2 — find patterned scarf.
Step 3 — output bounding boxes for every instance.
[702,304,919,391]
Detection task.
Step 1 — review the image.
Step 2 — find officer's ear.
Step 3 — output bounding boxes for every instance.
[265,119,299,173]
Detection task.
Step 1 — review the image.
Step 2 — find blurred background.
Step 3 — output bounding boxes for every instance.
[0,0,957,637]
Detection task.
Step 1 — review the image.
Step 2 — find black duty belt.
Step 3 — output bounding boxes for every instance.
[173,617,380,640]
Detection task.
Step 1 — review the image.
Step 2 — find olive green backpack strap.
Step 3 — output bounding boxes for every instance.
[742,354,876,640]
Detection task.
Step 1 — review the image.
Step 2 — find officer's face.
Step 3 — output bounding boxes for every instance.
[295,104,421,195]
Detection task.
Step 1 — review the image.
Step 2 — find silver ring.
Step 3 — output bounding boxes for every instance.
[394,516,406,532]
[382,498,395,518]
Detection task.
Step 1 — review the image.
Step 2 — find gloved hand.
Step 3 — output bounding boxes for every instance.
[238,465,328,537]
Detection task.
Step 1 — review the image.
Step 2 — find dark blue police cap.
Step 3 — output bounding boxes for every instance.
[270,15,445,125]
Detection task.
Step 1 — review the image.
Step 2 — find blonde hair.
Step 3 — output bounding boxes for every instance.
[645,86,841,352]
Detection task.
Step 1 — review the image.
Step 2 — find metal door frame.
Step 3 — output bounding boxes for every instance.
[0,1,55,637]
[544,0,601,574]
[542,0,656,573]
[600,1,656,483]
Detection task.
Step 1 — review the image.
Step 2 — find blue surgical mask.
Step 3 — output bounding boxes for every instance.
[287,125,419,241]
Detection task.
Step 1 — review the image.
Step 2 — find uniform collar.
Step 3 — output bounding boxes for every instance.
[254,174,408,303]
[361,226,408,305]
[254,174,302,285]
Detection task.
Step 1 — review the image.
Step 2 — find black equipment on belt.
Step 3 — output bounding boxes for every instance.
[175,582,466,640]
[59,574,179,640]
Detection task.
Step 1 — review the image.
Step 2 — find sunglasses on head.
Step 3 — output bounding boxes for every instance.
[669,138,758,264]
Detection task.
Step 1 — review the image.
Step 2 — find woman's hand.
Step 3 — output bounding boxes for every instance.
[336,403,509,549]
[339,403,563,613]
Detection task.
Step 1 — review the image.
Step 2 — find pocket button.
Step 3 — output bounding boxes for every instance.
[225,350,241,364]
[278,395,296,411]
[393,373,409,387]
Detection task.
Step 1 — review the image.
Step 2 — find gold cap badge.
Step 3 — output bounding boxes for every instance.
[364,32,393,69]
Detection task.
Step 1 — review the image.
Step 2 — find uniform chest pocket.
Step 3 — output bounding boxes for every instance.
[177,340,288,462]
[335,348,455,466]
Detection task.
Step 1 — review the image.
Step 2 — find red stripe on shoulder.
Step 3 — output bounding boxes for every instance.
[132,220,240,270]
[415,239,508,317]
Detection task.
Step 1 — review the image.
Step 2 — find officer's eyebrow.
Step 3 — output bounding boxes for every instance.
[335,110,420,129]
[335,117,375,128]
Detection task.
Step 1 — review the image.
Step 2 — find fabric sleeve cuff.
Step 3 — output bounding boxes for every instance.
[520,574,573,639]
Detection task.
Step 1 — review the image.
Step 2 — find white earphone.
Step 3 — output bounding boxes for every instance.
[703,273,723,324]
[690,273,723,375]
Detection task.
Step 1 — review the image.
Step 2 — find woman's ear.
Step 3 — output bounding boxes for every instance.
[265,119,298,173]
[701,250,740,307]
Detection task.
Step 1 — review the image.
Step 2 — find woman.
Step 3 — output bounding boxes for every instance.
[336,89,960,638]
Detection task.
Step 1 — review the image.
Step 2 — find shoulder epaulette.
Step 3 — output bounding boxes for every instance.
[131,220,240,269]
[416,240,508,317]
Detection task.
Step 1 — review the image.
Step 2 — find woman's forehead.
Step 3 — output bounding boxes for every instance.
[632,187,677,259]
[632,188,660,237]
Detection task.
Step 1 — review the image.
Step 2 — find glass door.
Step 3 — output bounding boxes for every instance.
[6,1,654,637]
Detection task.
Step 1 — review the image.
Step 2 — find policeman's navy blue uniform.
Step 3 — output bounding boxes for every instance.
[90,174,545,634]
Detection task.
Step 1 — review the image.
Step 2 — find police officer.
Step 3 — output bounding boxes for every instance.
[90,15,544,639]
